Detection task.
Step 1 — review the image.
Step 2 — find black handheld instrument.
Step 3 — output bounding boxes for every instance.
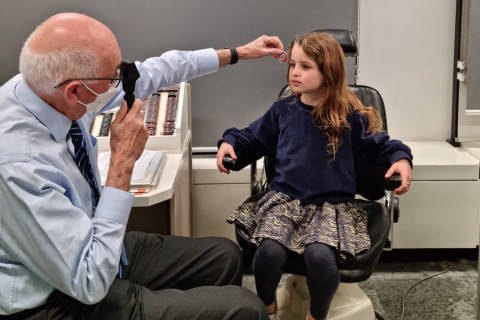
[120,61,140,110]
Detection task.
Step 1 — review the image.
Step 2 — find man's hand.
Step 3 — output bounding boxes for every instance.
[106,99,149,191]
[217,35,284,67]
[237,35,284,60]
[216,141,237,174]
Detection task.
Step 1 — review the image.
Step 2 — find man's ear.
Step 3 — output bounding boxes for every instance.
[64,81,83,105]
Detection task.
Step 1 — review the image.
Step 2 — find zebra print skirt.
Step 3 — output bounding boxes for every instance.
[227,190,371,262]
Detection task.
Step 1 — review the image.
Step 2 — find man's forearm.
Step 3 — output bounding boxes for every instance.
[216,48,234,67]
[104,157,135,191]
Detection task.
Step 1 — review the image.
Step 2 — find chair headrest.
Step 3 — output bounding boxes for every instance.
[311,29,357,56]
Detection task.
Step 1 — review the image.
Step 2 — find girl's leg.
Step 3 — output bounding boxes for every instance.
[304,243,339,320]
[252,239,287,312]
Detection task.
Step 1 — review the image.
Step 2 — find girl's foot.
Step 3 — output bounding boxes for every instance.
[267,300,277,319]
[306,310,318,320]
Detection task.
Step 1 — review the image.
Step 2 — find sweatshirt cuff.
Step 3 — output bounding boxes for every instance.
[218,135,237,149]
[389,151,413,168]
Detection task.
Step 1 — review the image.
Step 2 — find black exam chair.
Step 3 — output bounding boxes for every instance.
[222,30,400,320]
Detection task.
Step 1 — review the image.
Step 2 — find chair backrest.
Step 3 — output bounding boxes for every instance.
[311,29,357,57]
[270,84,390,201]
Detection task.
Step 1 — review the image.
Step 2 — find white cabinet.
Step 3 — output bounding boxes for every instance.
[393,141,480,248]
[192,158,260,242]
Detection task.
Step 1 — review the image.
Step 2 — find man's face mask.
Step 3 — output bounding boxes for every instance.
[78,81,122,114]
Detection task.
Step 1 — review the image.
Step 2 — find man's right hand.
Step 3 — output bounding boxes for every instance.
[106,99,149,191]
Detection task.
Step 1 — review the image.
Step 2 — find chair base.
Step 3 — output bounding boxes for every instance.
[276,275,375,320]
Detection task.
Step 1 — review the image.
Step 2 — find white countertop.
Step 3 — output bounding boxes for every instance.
[405,141,479,181]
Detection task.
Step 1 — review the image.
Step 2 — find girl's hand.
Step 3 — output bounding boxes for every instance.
[216,141,237,174]
[385,158,412,195]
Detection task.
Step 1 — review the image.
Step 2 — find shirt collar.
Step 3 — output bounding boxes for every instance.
[15,77,72,142]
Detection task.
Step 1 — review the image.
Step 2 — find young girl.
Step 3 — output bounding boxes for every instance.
[216,32,413,320]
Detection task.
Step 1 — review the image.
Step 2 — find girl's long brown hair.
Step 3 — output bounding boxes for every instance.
[286,32,383,156]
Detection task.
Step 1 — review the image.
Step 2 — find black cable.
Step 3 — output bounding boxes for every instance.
[375,311,386,320]
[399,260,477,320]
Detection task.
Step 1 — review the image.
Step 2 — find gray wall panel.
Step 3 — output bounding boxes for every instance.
[0,0,357,149]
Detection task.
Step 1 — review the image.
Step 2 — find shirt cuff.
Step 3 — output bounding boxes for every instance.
[195,48,220,76]
[94,187,134,225]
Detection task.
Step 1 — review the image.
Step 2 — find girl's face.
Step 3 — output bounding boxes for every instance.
[288,44,324,100]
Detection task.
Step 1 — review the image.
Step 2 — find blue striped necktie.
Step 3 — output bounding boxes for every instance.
[69,120,129,277]
[69,120,101,207]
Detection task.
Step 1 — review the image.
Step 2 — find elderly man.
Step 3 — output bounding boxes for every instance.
[0,12,284,319]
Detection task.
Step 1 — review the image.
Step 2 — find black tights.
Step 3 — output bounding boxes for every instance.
[252,239,339,319]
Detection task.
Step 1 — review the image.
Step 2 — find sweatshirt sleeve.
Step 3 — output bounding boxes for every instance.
[351,112,413,167]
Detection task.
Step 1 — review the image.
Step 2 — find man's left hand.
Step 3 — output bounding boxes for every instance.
[238,35,284,60]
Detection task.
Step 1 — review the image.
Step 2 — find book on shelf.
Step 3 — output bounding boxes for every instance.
[99,113,114,136]
[143,86,180,136]
[90,112,115,136]
[97,149,167,194]
[163,92,178,135]
[145,92,160,135]
[90,114,104,136]
[90,84,180,138]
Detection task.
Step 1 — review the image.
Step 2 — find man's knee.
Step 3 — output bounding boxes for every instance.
[226,286,268,320]
[209,237,242,268]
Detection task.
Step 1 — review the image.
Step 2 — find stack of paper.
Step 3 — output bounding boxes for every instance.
[98,150,167,194]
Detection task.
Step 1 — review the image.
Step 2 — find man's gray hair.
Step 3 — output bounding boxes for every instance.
[19,31,100,96]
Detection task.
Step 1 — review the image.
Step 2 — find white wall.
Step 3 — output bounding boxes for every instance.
[358,0,457,141]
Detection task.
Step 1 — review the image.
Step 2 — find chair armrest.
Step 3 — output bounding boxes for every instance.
[385,174,402,191]
[222,156,237,170]
[222,155,255,171]
[222,152,263,172]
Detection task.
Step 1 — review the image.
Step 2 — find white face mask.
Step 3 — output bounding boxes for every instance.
[78,81,122,114]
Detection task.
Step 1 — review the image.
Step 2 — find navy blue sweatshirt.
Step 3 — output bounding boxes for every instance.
[221,96,413,205]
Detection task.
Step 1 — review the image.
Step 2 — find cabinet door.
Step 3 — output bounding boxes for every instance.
[193,183,250,241]
[393,181,479,248]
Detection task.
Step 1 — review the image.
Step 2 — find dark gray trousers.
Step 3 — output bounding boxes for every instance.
[2,232,267,320]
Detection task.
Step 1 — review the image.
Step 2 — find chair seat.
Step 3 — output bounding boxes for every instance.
[234,194,390,283]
